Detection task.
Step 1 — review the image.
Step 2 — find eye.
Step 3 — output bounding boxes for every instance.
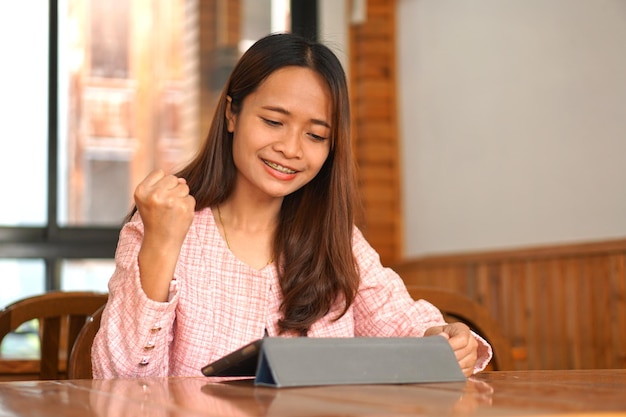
[261,117,281,127]
[308,132,327,142]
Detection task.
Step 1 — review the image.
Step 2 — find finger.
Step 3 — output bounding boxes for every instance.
[424,325,445,337]
[447,332,472,351]
[459,355,477,376]
[454,342,475,363]
[155,174,186,190]
[142,169,166,187]
[449,334,477,361]
[169,180,191,198]
[443,322,470,337]
[443,323,473,348]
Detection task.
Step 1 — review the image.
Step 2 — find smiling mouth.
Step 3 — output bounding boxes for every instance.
[263,160,297,174]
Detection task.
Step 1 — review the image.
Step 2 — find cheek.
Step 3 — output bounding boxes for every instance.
[230,135,246,168]
[310,147,331,174]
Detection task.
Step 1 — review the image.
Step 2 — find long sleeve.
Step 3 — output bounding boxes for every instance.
[92,210,492,378]
[91,208,275,379]
[350,227,493,373]
[92,219,180,378]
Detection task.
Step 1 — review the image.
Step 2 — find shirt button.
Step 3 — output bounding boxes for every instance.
[144,341,155,351]
[150,325,162,333]
[139,357,149,366]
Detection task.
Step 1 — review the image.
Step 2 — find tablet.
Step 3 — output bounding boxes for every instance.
[201,339,263,377]
[202,337,465,387]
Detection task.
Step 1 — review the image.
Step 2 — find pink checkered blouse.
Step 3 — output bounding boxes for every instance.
[92,208,492,378]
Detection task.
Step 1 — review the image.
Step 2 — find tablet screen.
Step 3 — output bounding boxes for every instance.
[201,339,263,377]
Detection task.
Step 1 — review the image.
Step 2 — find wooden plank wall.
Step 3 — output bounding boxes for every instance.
[390,239,626,370]
[349,0,403,265]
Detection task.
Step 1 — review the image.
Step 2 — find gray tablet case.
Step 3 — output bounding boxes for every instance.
[203,336,466,388]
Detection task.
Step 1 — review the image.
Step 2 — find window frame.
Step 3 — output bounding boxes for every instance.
[0,0,317,293]
[0,1,118,291]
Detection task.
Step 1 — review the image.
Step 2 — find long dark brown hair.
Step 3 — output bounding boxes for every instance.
[132,33,361,335]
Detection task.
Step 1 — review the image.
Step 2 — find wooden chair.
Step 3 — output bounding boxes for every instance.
[0,291,108,380]
[405,285,514,371]
[67,304,105,379]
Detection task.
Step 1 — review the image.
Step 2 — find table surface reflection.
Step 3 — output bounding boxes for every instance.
[0,369,625,416]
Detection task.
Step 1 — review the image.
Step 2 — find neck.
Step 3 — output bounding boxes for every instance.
[215,202,276,269]
[220,193,281,233]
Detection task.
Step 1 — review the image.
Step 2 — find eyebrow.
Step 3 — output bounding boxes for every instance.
[261,105,331,129]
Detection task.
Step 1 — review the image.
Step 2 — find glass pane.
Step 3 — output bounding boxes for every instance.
[0,322,40,360]
[58,0,291,227]
[0,259,45,359]
[57,0,201,226]
[0,3,48,227]
[0,259,46,309]
[60,259,114,293]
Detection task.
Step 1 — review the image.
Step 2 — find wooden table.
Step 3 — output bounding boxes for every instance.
[0,369,625,416]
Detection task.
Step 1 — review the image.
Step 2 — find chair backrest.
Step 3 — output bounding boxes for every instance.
[405,285,514,371]
[67,304,105,379]
[0,291,108,380]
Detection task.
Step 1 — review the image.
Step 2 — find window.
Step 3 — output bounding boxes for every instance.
[0,0,315,357]
[0,2,49,228]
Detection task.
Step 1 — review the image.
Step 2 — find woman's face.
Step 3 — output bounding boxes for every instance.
[226,66,332,200]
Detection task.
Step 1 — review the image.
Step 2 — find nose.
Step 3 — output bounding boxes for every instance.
[274,128,303,159]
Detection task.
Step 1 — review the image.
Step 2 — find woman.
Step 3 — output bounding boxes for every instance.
[92,33,491,378]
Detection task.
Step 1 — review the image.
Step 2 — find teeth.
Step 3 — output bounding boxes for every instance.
[264,160,296,174]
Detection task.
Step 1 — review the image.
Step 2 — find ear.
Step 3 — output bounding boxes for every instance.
[225,95,236,133]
